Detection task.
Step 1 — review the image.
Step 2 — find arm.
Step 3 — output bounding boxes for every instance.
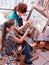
[16,31,22,38]
[11,28,30,43]
[16,23,27,32]
[16,20,30,32]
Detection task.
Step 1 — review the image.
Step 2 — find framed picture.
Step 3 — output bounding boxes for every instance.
[29,9,48,33]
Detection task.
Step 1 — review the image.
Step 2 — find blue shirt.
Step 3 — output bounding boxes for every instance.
[6,11,21,26]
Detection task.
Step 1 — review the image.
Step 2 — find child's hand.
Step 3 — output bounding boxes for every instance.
[26,27,30,33]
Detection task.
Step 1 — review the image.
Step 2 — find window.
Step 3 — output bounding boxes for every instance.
[0,0,17,9]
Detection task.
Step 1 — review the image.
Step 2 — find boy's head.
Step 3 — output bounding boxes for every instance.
[14,2,27,16]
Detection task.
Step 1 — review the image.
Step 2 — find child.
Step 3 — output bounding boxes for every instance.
[1,19,33,64]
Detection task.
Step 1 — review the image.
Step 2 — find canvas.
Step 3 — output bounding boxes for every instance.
[29,9,48,33]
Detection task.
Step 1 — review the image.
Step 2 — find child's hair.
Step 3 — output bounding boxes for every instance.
[1,18,15,50]
[14,2,27,13]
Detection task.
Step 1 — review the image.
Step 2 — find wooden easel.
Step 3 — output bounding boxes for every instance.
[26,5,49,49]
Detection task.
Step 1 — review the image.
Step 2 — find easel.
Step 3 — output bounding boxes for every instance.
[26,4,49,46]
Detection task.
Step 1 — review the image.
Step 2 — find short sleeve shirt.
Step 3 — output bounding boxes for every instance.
[4,30,17,55]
